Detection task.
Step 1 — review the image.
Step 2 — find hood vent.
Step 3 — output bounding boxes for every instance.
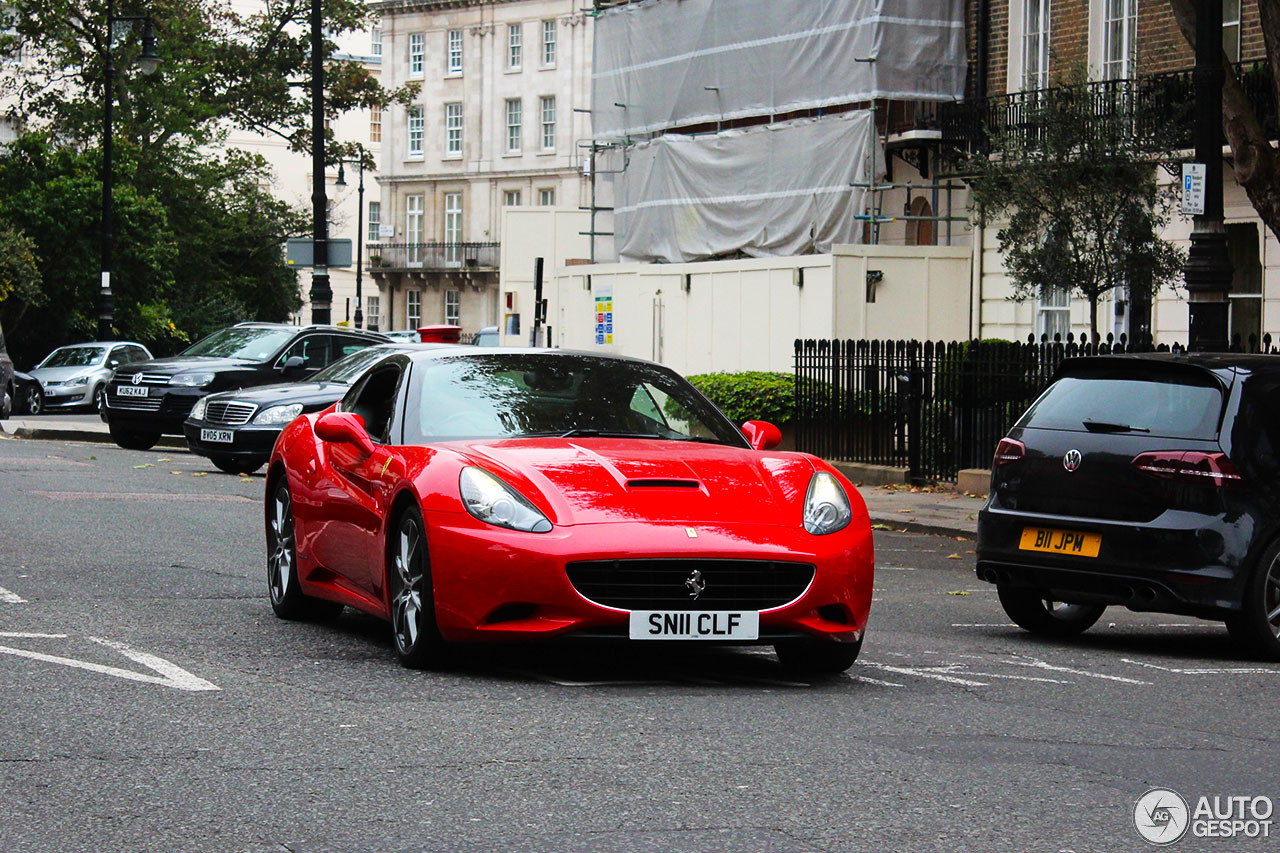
[626,479,701,489]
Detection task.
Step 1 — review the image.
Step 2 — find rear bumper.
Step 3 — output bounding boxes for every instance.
[975,504,1253,616]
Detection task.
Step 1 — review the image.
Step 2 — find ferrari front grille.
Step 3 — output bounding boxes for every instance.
[565,558,815,612]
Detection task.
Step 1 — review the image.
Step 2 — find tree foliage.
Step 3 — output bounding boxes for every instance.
[965,73,1186,337]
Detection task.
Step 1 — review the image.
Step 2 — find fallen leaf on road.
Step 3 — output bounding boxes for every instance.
[171,471,182,475]
[133,463,153,469]
[191,472,208,477]
[871,523,893,531]
[897,509,913,513]
[158,458,172,462]
[946,553,962,559]
[946,590,971,596]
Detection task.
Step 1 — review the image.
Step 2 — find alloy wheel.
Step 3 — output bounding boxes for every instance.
[391,515,426,654]
[1267,555,1280,640]
[267,484,294,606]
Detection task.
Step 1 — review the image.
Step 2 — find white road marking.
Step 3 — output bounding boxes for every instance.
[856,675,905,688]
[860,662,988,687]
[0,636,219,691]
[878,566,916,571]
[1122,658,1280,676]
[951,623,1015,628]
[0,586,26,604]
[1005,657,1150,685]
[0,632,66,639]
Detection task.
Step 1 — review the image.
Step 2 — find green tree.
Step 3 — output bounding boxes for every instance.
[964,75,1186,338]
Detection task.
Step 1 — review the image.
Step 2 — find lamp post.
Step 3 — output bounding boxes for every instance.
[100,0,160,341]
[335,158,368,330]
[1183,0,1233,351]
[308,0,332,326]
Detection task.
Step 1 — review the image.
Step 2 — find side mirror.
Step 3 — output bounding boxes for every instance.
[741,420,782,451]
[281,355,307,372]
[108,359,120,368]
[315,411,376,456]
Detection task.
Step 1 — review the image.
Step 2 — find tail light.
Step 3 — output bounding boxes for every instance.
[1130,451,1242,487]
[993,438,1025,467]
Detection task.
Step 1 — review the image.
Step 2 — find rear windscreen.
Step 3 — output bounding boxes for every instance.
[1019,375,1225,439]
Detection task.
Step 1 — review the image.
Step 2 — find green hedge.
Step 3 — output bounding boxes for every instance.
[686,371,794,426]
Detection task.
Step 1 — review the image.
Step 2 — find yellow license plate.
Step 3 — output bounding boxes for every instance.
[1019,527,1101,558]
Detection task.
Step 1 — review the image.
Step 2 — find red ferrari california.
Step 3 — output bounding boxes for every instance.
[264,349,874,673]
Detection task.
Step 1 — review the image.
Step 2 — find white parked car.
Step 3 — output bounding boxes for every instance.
[29,341,152,412]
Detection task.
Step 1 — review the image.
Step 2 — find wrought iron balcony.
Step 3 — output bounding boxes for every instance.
[939,64,1279,154]
[366,242,500,273]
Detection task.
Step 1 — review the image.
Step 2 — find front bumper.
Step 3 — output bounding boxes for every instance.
[184,420,280,462]
[40,385,93,408]
[975,503,1254,616]
[103,384,205,434]
[303,513,876,646]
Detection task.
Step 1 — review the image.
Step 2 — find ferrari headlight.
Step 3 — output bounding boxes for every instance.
[189,397,209,420]
[459,467,552,533]
[804,471,852,535]
[253,403,304,425]
[171,371,216,387]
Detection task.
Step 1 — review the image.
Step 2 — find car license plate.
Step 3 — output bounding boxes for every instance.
[629,610,759,640]
[201,429,234,444]
[1019,527,1101,558]
[117,385,148,398]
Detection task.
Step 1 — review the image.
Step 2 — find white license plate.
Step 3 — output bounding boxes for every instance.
[117,385,148,397]
[629,610,759,640]
[201,429,234,444]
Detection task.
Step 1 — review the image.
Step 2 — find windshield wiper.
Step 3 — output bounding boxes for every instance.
[558,429,663,439]
[1082,418,1149,433]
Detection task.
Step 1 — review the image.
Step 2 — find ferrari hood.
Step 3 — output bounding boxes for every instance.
[450,438,823,527]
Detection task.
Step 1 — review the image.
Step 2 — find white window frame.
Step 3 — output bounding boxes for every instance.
[1022,0,1050,92]
[371,25,382,58]
[367,201,381,243]
[366,295,381,331]
[369,103,382,143]
[407,106,424,157]
[406,290,422,329]
[408,32,424,76]
[540,96,556,151]
[445,103,463,157]
[1223,0,1241,64]
[447,29,463,75]
[503,190,521,207]
[444,192,462,267]
[507,23,522,70]
[1036,286,1071,342]
[406,194,424,266]
[1101,0,1136,81]
[538,188,556,207]
[542,19,556,66]
[445,289,460,326]
[505,98,522,153]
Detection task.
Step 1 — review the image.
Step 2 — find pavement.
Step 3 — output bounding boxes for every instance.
[0,413,985,538]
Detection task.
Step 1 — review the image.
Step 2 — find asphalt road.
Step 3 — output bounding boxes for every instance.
[1,435,1278,852]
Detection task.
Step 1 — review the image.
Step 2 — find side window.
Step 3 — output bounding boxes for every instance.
[336,336,373,359]
[345,364,404,444]
[107,346,128,366]
[631,381,714,439]
[280,336,335,370]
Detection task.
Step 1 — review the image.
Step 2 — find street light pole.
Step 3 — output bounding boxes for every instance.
[308,0,332,326]
[336,159,366,330]
[1183,0,1233,351]
[99,3,159,343]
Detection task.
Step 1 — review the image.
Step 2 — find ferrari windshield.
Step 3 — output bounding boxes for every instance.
[410,354,748,446]
[40,346,106,367]
[181,327,295,360]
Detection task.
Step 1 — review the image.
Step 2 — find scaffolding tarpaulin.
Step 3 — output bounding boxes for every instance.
[612,113,875,263]
[591,0,965,141]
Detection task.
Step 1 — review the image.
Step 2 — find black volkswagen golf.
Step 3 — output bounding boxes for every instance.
[103,323,388,451]
[977,353,1280,659]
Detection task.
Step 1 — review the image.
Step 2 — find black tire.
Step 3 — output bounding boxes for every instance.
[91,384,105,414]
[266,479,343,621]
[775,637,863,675]
[109,424,161,451]
[23,384,42,415]
[997,586,1105,637]
[211,455,264,476]
[1225,539,1280,661]
[388,505,447,668]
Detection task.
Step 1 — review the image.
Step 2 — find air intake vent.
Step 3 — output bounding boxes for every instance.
[626,479,700,489]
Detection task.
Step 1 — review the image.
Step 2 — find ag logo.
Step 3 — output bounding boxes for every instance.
[1134,788,1189,845]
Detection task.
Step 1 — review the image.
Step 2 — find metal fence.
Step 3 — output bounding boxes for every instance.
[793,335,1230,482]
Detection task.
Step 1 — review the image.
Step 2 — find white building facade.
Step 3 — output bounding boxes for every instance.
[369,0,593,335]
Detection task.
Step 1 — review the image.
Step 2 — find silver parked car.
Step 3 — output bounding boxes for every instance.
[30,341,153,412]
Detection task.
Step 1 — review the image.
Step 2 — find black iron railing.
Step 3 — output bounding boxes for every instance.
[792,334,1280,483]
[366,242,500,272]
[940,64,1279,154]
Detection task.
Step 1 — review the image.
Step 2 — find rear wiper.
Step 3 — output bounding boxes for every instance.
[1082,418,1149,433]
